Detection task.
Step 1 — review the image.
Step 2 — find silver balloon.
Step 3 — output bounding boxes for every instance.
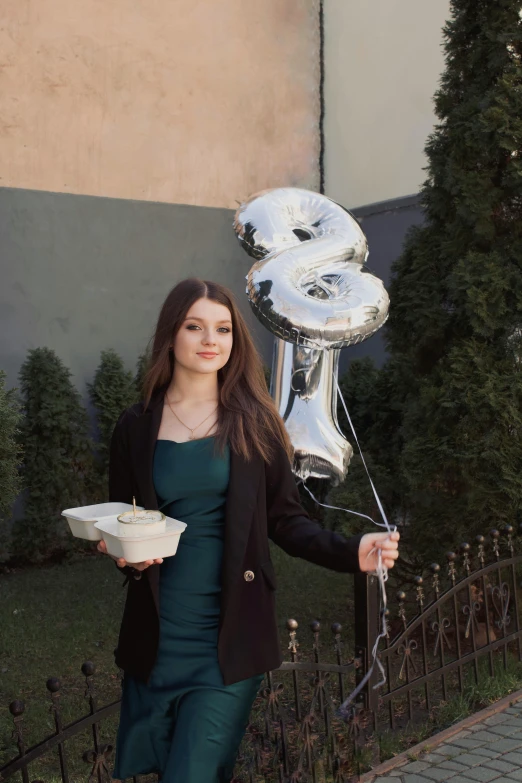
[271,341,353,483]
[234,187,389,483]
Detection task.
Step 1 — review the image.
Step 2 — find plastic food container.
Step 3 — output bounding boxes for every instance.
[94,516,187,562]
[62,502,144,541]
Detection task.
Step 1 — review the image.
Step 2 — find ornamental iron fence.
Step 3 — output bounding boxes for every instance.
[1,524,522,783]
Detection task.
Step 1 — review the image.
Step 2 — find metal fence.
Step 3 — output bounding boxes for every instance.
[2,524,521,783]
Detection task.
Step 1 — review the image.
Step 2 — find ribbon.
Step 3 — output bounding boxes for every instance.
[300,378,396,720]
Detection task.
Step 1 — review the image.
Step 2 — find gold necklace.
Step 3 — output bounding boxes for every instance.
[165,396,218,440]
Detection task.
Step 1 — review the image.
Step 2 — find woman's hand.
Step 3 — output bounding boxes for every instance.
[358,531,400,572]
[96,539,163,570]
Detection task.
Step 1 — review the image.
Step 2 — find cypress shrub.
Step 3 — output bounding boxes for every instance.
[12,348,94,562]
[390,0,522,559]
[88,350,137,484]
[135,348,151,400]
[328,2,522,565]
[0,371,23,560]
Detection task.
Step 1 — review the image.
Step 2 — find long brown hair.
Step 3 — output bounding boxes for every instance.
[141,278,293,463]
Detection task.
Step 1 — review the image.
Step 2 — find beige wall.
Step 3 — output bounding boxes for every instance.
[0,0,320,208]
[324,0,450,207]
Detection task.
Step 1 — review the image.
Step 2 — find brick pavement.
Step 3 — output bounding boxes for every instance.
[367,700,522,783]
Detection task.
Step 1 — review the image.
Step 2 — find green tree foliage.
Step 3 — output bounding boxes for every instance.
[88,350,137,481]
[13,349,94,562]
[135,347,152,399]
[328,2,522,565]
[0,371,23,560]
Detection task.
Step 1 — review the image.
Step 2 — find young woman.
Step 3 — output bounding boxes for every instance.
[98,278,399,783]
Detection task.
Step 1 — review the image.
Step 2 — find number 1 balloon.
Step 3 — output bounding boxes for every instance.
[233,187,389,484]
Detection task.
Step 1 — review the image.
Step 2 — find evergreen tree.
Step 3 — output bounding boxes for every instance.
[13,349,94,561]
[135,347,152,400]
[0,371,23,560]
[396,0,522,558]
[88,350,137,480]
[329,1,522,565]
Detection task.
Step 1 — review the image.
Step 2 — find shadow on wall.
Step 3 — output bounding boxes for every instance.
[339,194,424,375]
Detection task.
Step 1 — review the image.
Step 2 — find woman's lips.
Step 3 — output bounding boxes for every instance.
[197,352,218,358]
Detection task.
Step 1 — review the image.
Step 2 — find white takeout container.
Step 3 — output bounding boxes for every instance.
[94,516,187,561]
[62,502,144,541]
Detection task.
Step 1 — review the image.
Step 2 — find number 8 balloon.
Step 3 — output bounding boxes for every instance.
[233,187,389,485]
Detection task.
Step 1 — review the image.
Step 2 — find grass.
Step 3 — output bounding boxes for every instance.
[5,546,522,781]
[0,541,355,779]
[375,654,522,765]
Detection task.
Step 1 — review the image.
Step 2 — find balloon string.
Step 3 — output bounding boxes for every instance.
[299,481,389,716]
[300,481,388,529]
[299,379,397,720]
[335,377,395,537]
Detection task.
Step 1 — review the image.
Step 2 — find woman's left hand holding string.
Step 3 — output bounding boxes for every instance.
[358,531,400,572]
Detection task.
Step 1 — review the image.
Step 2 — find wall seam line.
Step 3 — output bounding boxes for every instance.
[319,0,325,195]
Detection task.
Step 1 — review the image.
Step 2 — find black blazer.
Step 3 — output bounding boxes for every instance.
[109,384,364,686]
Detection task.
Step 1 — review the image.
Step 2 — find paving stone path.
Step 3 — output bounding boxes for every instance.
[370,700,522,783]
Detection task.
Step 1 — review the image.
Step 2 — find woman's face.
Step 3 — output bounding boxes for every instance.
[172,297,233,375]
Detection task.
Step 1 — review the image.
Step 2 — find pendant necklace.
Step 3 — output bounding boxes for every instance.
[165,396,218,440]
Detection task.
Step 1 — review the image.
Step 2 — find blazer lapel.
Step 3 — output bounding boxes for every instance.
[220,449,262,612]
[128,385,166,613]
[131,407,163,510]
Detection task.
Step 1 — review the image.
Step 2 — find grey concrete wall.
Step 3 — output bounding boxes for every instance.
[340,194,424,374]
[0,187,424,400]
[0,187,274,398]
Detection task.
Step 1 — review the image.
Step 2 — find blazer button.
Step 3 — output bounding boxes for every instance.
[244,570,255,582]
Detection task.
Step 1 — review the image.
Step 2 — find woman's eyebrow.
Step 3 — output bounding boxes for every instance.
[184,316,232,324]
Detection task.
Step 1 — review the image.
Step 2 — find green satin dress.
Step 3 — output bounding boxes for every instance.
[113,437,264,783]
